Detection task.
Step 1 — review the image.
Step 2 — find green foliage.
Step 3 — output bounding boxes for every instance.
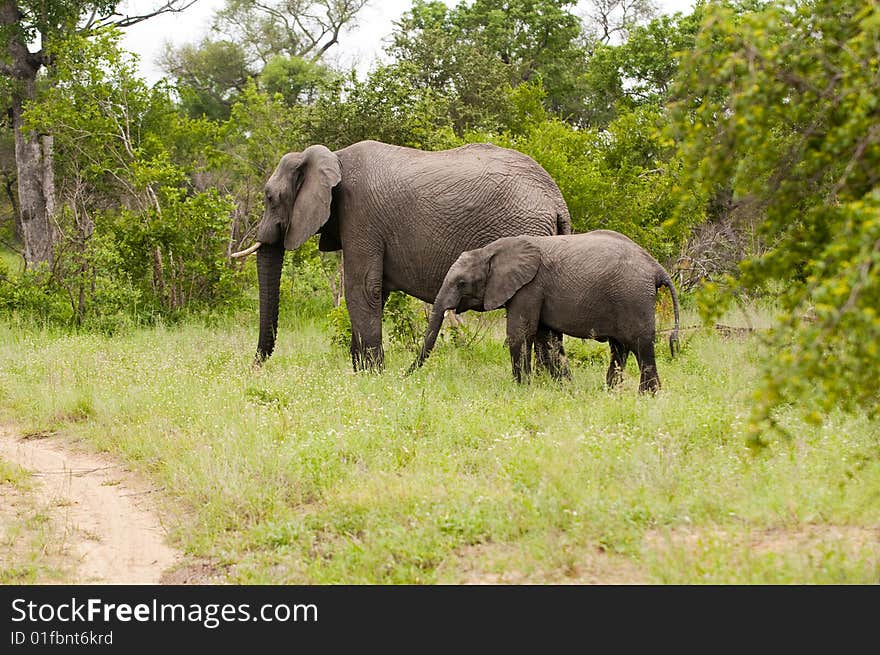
[7,28,246,327]
[306,67,458,151]
[579,10,702,126]
[565,338,611,368]
[222,82,309,178]
[99,188,240,314]
[383,291,428,352]
[161,38,252,121]
[445,313,493,351]
[389,0,589,131]
[0,1,116,46]
[10,0,877,443]
[159,0,367,123]
[280,240,341,320]
[620,11,701,101]
[672,0,880,426]
[259,55,330,106]
[0,265,72,326]
[327,297,352,350]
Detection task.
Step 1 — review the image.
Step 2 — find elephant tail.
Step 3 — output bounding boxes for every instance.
[658,271,680,357]
[555,202,572,236]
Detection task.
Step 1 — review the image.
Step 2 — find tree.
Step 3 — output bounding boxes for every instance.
[583,0,658,45]
[159,37,251,120]
[671,0,880,432]
[0,120,18,248]
[214,0,368,64]
[22,28,237,325]
[576,7,701,127]
[305,64,456,150]
[0,0,197,270]
[388,0,590,130]
[259,53,329,105]
[161,0,366,118]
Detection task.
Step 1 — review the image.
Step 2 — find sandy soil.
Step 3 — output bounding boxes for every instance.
[0,427,180,584]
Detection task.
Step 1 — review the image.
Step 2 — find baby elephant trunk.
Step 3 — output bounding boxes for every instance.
[408,300,452,374]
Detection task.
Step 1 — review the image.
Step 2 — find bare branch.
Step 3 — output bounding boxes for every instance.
[583,0,657,44]
[89,0,201,31]
[212,0,367,62]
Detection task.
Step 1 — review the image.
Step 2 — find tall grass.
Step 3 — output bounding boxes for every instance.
[0,306,877,583]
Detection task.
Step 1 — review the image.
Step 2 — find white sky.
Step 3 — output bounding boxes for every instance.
[119,0,696,84]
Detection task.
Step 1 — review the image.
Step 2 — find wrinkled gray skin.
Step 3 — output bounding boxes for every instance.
[251,140,571,370]
[411,230,681,393]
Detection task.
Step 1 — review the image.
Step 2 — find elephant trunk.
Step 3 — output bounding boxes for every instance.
[407,290,457,374]
[255,242,285,362]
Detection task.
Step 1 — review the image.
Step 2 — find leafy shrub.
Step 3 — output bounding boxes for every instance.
[383,291,427,351]
[0,265,72,327]
[326,291,432,354]
[565,339,610,368]
[327,297,352,350]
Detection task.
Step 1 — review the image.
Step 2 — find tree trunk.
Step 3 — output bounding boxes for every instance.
[12,88,57,269]
[2,172,20,241]
[2,0,56,270]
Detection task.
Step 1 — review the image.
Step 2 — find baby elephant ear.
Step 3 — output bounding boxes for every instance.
[484,238,542,310]
[284,145,342,251]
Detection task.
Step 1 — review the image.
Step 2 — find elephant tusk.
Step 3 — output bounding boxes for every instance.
[231,241,262,258]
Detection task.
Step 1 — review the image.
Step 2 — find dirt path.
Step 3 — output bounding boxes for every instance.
[0,427,180,584]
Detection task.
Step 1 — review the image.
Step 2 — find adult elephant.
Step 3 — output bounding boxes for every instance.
[233,139,572,371]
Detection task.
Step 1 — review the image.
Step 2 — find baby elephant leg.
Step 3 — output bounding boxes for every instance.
[634,338,661,393]
[507,322,535,383]
[505,292,541,384]
[606,338,629,388]
[535,325,571,380]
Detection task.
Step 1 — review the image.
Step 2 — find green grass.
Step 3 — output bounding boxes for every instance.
[0,307,877,584]
[0,457,30,488]
[0,247,23,275]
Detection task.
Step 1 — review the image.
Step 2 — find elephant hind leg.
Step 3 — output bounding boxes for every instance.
[535,325,571,381]
[606,338,629,388]
[634,337,660,393]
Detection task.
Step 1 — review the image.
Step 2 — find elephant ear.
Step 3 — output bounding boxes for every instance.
[284,145,342,251]
[484,238,542,310]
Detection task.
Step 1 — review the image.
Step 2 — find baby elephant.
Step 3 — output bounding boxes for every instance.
[410,230,680,392]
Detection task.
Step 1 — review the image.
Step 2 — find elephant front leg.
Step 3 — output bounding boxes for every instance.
[350,330,384,371]
[344,261,385,372]
[535,325,571,381]
[508,332,534,383]
[505,293,541,384]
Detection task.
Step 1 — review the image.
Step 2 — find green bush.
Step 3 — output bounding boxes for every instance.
[383,291,427,352]
[327,297,352,350]
[0,265,71,327]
